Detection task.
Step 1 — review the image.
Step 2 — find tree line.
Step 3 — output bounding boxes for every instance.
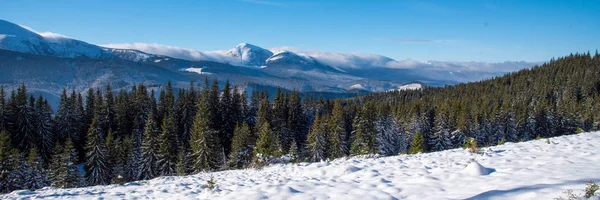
[0,52,599,193]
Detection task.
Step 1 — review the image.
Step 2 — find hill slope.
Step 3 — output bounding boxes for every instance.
[3,132,599,200]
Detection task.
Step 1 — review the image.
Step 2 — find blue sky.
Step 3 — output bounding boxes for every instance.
[1,0,598,62]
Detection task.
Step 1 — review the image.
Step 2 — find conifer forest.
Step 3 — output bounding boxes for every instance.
[1,52,599,193]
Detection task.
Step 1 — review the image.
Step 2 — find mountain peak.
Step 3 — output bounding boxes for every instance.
[225,43,273,66]
[0,19,41,39]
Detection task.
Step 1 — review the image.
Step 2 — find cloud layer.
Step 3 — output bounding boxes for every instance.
[101,42,539,73]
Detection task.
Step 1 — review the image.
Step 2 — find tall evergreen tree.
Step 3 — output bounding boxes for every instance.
[85,116,110,185]
[50,138,83,188]
[34,96,54,163]
[253,122,277,166]
[327,100,347,159]
[157,112,177,176]
[139,112,160,180]
[376,112,401,156]
[350,102,377,155]
[227,123,253,169]
[190,97,222,172]
[307,115,327,162]
[409,130,425,154]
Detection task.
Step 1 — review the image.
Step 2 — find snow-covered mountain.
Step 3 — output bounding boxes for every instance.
[225,43,273,67]
[0,19,542,102]
[3,132,599,199]
[0,19,162,62]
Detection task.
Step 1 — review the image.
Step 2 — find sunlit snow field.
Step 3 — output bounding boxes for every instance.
[3,132,600,200]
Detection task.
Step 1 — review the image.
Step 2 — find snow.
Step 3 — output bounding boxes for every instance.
[387,83,423,92]
[462,161,494,176]
[3,132,599,200]
[349,84,366,90]
[398,83,422,90]
[180,67,212,75]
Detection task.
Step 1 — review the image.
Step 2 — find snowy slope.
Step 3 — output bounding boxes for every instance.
[225,43,273,67]
[3,132,599,200]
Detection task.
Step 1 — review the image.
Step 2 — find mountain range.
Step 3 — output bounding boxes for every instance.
[0,19,540,104]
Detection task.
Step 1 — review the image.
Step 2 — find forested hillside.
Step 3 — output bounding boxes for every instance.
[0,52,598,193]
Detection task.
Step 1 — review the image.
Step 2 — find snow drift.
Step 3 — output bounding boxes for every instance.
[2,132,599,200]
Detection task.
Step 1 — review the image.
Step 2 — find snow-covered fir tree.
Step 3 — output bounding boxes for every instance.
[327,100,347,159]
[376,113,401,156]
[450,129,466,149]
[85,116,110,185]
[429,113,451,152]
[350,102,377,155]
[307,115,327,162]
[139,112,160,180]
[25,147,49,190]
[253,122,278,166]
[157,112,177,176]
[228,123,253,169]
[190,97,222,172]
[50,138,84,188]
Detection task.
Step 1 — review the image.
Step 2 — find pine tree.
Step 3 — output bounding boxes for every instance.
[105,130,124,184]
[25,147,48,190]
[157,112,177,176]
[124,134,140,182]
[409,130,425,154]
[253,122,277,166]
[34,96,54,163]
[55,89,75,143]
[228,123,253,169]
[376,113,401,156]
[327,100,347,159]
[8,84,36,151]
[350,103,377,155]
[429,113,451,151]
[220,80,236,156]
[288,140,300,162]
[505,112,519,142]
[307,115,327,162]
[5,149,25,192]
[450,129,466,149]
[50,138,83,188]
[190,97,222,172]
[0,129,14,193]
[139,112,160,180]
[272,88,291,151]
[85,116,110,185]
[287,91,306,148]
[0,87,6,132]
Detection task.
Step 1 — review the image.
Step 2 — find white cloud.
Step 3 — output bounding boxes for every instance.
[101,43,244,65]
[270,46,425,69]
[18,24,70,39]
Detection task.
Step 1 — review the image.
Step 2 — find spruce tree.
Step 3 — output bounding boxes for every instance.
[34,96,54,163]
[327,100,347,159]
[85,116,110,185]
[307,115,326,162]
[376,113,402,156]
[190,97,222,172]
[0,86,6,131]
[288,140,300,162]
[228,123,253,169]
[220,80,236,156]
[139,112,160,180]
[50,138,83,188]
[253,122,276,166]
[350,103,377,155]
[25,147,48,190]
[429,113,451,151]
[0,129,13,193]
[157,112,177,176]
[409,130,425,154]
